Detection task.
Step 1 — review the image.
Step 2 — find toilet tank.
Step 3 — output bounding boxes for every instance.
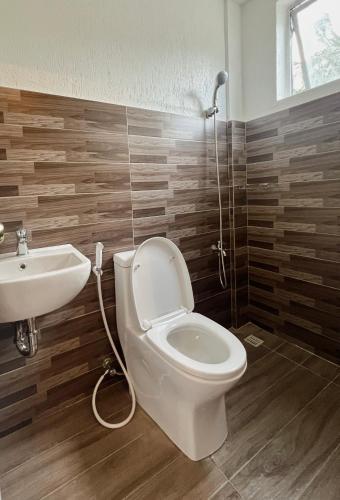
[113,250,139,349]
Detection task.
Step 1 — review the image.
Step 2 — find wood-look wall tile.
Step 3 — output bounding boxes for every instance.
[6,127,129,163]
[127,106,225,142]
[131,163,229,190]
[1,162,131,196]
[129,135,228,165]
[247,92,340,357]
[0,85,232,432]
[2,88,127,134]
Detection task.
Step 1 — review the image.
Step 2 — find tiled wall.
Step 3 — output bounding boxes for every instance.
[246,91,340,361]
[0,87,235,436]
[3,83,337,438]
[228,121,248,328]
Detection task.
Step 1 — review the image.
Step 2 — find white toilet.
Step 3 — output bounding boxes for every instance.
[114,237,247,461]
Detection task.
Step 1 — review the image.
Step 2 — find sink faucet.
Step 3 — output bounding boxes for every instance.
[16,228,29,256]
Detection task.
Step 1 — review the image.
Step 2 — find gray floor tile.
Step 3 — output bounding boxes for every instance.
[232,384,340,500]
[302,355,339,381]
[275,342,311,364]
[213,366,327,478]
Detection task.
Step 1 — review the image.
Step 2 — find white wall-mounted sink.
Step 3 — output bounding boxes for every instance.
[0,244,91,322]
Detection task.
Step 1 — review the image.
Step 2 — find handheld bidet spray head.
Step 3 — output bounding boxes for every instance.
[93,241,104,276]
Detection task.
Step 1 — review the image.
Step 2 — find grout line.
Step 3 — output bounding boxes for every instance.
[207,479,230,499]
[209,461,245,499]
[229,379,334,482]
[228,478,245,499]
[128,132,228,145]
[245,120,250,326]
[246,175,340,187]
[41,433,144,499]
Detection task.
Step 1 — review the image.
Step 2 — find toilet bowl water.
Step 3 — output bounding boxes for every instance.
[167,326,229,364]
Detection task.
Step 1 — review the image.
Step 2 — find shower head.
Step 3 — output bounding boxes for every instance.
[216,70,228,87]
[206,70,228,118]
[212,71,228,109]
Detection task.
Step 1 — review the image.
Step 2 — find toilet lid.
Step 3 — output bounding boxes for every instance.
[131,237,194,331]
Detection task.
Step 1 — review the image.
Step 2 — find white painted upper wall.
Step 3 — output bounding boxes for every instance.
[2,0,337,123]
[0,0,227,118]
[225,0,244,121]
[241,0,340,121]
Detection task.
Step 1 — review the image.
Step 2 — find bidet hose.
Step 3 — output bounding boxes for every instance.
[92,270,136,428]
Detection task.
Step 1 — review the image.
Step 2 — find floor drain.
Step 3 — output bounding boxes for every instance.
[244,334,264,347]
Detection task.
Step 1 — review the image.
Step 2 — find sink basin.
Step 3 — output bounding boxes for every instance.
[0,244,91,322]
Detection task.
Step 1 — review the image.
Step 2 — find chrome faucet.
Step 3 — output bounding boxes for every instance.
[16,228,29,256]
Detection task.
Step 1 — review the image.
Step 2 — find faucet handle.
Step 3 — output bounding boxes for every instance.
[0,223,4,243]
[16,228,28,241]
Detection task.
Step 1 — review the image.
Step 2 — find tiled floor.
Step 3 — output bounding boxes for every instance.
[0,323,339,499]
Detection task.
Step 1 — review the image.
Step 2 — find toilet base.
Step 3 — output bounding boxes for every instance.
[135,387,228,461]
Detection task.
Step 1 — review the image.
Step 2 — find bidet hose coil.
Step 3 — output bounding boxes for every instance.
[92,271,136,428]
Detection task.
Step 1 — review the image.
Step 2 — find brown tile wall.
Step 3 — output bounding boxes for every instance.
[228,121,248,327]
[246,91,340,361]
[0,87,234,436]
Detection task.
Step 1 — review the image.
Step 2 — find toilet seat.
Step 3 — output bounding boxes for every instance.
[130,237,246,382]
[131,237,194,331]
[145,312,247,381]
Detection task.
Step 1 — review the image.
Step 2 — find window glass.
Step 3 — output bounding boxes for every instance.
[290,0,340,94]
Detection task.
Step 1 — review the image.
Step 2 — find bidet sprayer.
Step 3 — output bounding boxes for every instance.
[93,241,104,276]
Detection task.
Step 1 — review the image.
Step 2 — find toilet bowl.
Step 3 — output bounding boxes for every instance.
[114,237,247,461]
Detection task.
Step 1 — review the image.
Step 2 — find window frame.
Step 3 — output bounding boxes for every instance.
[276,0,340,100]
[289,0,318,93]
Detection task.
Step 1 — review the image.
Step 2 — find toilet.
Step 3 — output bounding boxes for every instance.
[114,237,247,461]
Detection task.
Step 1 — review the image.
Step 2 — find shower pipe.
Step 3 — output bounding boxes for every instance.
[206,70,229,290]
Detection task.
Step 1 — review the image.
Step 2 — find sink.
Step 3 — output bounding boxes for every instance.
[0,244,91,322]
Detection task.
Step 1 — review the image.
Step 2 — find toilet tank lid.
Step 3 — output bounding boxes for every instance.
[131,237,194,331]
[113,250,136,268]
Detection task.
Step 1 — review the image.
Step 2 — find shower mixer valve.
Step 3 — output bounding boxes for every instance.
[211,241,227,257]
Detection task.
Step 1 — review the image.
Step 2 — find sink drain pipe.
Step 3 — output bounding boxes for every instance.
[92,242,136,428]
[15,318,38,357]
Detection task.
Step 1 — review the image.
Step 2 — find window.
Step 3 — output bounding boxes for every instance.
[277,0,340,98]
